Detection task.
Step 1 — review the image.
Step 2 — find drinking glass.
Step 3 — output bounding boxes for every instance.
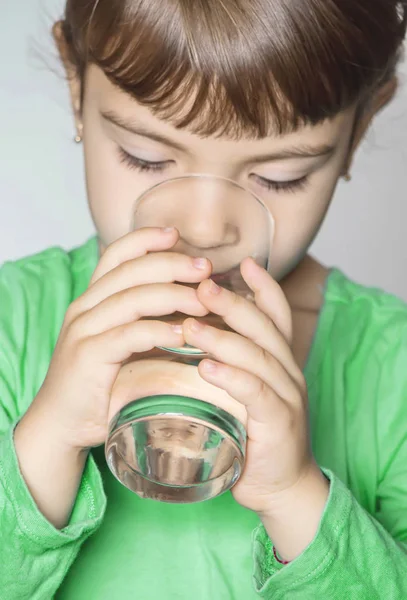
[105,175,274,503]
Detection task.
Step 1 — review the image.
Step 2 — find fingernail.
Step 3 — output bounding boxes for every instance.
[202,360,217,373]
[162,227,175,233]
[192,257,208,270]
[189,319,205,333]
[171,324,183,334]
[209,279,221,295]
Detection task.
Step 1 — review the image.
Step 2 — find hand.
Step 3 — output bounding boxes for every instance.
[182,257,329,559]
[14,227,213,528]
[22,227,212,451]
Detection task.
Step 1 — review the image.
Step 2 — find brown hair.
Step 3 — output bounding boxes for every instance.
[60,0,407,138]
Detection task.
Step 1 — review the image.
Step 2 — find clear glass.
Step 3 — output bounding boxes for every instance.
[106,395,246,503]
[105,175,274,503]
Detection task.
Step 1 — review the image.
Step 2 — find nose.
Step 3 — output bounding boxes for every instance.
[177,185,239,251]
[180,210,238,250]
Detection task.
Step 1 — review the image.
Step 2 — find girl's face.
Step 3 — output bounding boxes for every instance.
[80,66,356,280]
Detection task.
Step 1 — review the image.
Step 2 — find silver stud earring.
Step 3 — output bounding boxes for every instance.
[343,173,352,182]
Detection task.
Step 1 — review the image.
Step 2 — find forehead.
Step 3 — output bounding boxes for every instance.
[85,65,356,156]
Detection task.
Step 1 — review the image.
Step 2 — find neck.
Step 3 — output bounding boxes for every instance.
[280,255,330,370]
[280,255,328,313]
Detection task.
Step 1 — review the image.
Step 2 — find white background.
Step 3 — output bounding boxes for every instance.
[1,1,406,298]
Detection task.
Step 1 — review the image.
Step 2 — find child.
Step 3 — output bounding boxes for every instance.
[1,0,407,598]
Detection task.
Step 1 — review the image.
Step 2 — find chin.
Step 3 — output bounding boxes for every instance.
[271,250,308,282]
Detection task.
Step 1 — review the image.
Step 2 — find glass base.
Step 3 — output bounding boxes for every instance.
[105,395,246,503]
[156,343,208,356]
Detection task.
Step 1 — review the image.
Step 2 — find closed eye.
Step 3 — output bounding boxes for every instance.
[117,147,172,172]
[252,173,309,193]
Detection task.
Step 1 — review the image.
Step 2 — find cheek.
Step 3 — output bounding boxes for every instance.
[83,139,136,246]
[82,118,154,247]
[267,180,337,279]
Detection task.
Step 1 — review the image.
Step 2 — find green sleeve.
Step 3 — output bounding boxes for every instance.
[0,427,106,599]
[252,470,407,598]
[0,257,106,599]
[252,319,407,599]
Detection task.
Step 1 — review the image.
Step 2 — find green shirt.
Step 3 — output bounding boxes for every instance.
[0,238,406,599]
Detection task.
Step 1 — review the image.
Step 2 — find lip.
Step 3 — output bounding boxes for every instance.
[211,273,230,284]
[210,265,242,285]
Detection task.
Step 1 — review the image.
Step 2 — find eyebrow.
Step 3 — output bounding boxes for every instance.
[101,110,188,153]
[101,110,336,162]
[246,144,335,163]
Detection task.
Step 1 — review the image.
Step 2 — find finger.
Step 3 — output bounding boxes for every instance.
[183,319,302,403]
[198,359,287,425]
[241,257,293,345]
[82,252,212,312]
[85,320,185,366]
[71,283,209,337]
[90,227,179,285]
[195,279,302,386]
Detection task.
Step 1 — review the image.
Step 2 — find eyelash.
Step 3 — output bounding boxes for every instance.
[117,147,309,194]
[118,147,169,173]
[253,174,309,193]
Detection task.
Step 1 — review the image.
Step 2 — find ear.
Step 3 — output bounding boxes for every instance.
[344,77,398,175]
[53,21,83,139]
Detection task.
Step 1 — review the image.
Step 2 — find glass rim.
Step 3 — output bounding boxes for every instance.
[132,173,274,227]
